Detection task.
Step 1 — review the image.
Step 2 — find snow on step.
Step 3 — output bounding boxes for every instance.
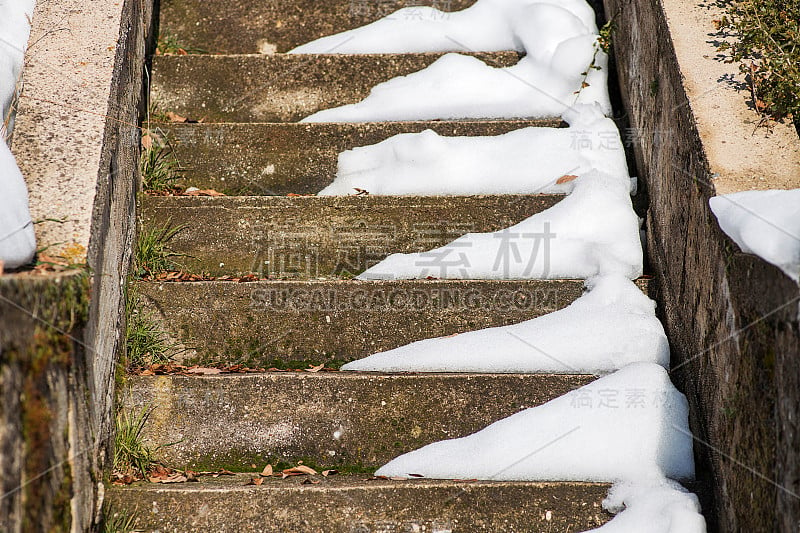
[585,480,706,533]
[296,0,610,121]
[342,275,668,373]
[375,362,695,482]
[358,170,643,280]
[320,104,628,196]
[0,1,36,270]
[710,189,800,282]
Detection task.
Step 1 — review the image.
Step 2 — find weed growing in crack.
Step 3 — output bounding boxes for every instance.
[125,284,179,368]
[134,220,186,278]
[113,407,158,479]
[140,128,183,194]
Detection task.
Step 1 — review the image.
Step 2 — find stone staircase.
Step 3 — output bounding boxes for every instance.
[108,1,648,530]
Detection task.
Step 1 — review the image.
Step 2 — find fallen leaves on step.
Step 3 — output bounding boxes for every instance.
[282,465,318,477]
[304,363,325,373]
[302,478,321,485]
[261,464,273,477]
[322,469,338,477]
[246,477,264,486]
[133,363,266,376]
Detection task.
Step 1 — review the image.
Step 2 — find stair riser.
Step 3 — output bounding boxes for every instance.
[138,279,635,366]
[141,195,563,277]
[151,53,522,122]
[109,479,610,532]
[160,120,562,195]
[160,0,478,54]
[125,373,594,469]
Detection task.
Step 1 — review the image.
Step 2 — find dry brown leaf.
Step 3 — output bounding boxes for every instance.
[408,473,424,478]
[322,469,338,477]
[556,174,578,184]
[305,363,324,373]
[141,134,153,150]
[246,477,264,486]
[166,111,187,123]
[302,478,321,485]
[261,464,273,477]
[283,465,317,476]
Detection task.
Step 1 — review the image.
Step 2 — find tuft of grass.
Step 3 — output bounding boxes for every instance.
[114,407,157,479]
[125,284,178,368]
[102,507,137,533]
[134,220,185,278]
[140,129,183,193]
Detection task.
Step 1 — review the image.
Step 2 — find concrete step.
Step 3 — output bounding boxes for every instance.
[140,194,564,277]
[160,120,563,195]
[151,52,522,122]
[159,0,478,54]
[123,373,595,470]
[108,473,611,532]
[137,279,651,366]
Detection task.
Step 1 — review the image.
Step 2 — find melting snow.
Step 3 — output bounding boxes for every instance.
[295,0,610,121]
[319,104,628,196]
[342,275,668,373]
[358,170,643,280]
[710,189,800,282]
[0,1,36,269]
[375,362,695,482]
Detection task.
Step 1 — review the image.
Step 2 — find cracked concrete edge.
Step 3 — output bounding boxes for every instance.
[660,0,800,194]
[11,0,128,259]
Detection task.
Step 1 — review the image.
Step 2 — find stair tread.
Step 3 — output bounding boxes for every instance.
[141,194,565,277]
[109,472,611,531]
[151,52,527,123]
[158,119,563,195]
[160,0,479,54]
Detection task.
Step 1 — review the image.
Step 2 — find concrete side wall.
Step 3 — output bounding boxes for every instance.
[3,0,157,531]
[0,273,91,533]
[603,0,800,531]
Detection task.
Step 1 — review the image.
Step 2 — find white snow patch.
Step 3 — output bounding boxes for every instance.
[0,0,35,130]
[295,0,610,121]
[376,362,695,482]
[0,1,36,269]
[357,170,643,280]
[582,480,706,533]
[342,275,668,373]
[319,104,628,196]
[710,189,800,282]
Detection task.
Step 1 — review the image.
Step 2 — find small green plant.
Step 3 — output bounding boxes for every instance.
[140,129,183,193]
[134,221,185,278]
[716,0,800,120]
[102,507,137,533]
[157,30,206,55]
[114,407,157,479]
[125,284,178,368]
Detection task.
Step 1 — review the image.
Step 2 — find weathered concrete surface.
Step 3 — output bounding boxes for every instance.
[138,278,650,366]
[162,120,563,194]
[109,474,611,532]
[0,271,91,533]
[13,1,131,259]
[604,0,800,530]
[160,0,478,54]
[151,52,522,122]
[661,0,800,194]
[123,373,595,469]
[6,0,156,531]
[140,194,564,276]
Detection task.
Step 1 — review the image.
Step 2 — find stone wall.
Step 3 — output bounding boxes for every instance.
[602,0,800,531]
[0,272,92,533]
[1,0,157,530]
